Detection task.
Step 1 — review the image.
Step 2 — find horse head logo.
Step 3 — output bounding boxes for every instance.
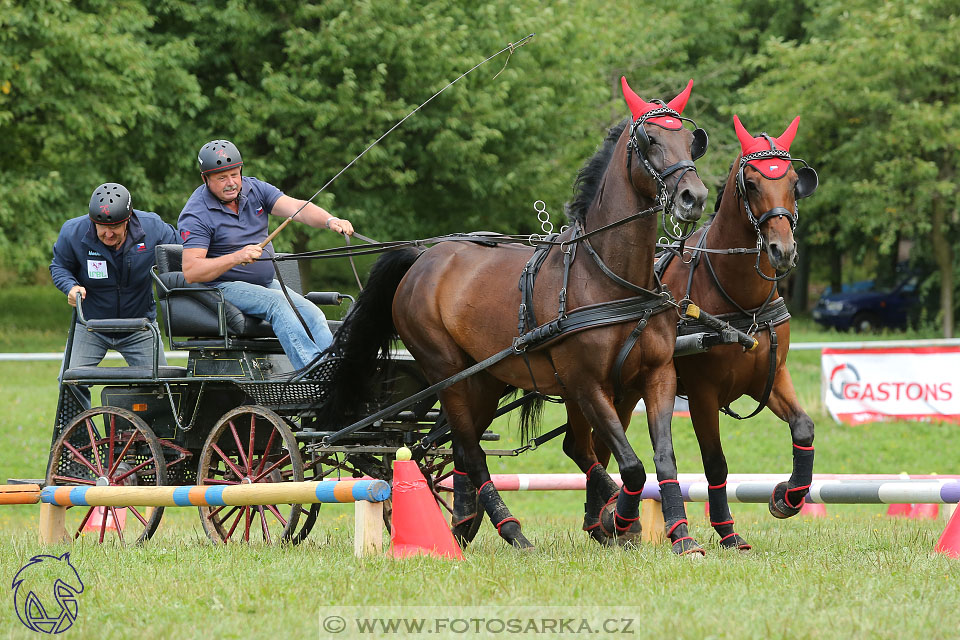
[11,552,84,634]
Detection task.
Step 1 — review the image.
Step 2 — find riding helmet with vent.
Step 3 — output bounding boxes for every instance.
[88,182,133,225]
[198,139,243,176]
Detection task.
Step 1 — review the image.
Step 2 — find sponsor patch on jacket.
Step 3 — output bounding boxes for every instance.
[87,260,108,279]
[180,230,191,241]
[136,242,147,252]
[87,251,102,257]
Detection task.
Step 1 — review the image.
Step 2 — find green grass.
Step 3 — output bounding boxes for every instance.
[1,288,959,639]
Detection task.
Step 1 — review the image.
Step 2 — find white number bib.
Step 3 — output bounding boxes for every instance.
[87,260,108,279]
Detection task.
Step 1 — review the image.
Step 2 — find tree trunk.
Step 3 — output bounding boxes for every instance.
[829,231,843,294]
[791,236,810,311]
[930,197,954,338]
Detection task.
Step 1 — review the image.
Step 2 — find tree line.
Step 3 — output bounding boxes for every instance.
[2,0,957,334]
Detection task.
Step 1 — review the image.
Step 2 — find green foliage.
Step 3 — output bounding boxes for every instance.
[1,0,958,329]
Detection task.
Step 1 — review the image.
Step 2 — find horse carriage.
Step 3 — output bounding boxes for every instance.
[44,77,819,553]
[46,243,518,545]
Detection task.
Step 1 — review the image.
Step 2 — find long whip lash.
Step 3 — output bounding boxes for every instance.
[259,33,536,249]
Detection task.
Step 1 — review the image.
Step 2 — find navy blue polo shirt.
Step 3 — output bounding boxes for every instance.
[177,176,284,286]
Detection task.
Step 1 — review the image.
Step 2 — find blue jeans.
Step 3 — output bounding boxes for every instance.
[58,320,166,410]
[214,279,333,370]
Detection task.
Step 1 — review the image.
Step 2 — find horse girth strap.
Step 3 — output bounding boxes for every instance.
[721,322,778,421]
[512,293,674,352]
[580,235,663,298]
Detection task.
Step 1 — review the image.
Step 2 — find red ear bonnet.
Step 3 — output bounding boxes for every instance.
[621,77,693,131]
[733,115,800,179]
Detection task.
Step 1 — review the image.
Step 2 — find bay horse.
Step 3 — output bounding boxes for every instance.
[326,78,709,552]
[580,115,819,550]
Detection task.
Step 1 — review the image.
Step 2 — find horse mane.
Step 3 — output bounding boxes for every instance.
[714,161,736,212]
[565,119,629,225]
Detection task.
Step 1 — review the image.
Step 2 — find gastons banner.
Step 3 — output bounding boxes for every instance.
[821,346,960,425]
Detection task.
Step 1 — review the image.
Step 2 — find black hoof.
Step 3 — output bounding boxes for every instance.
[719,532,751,551]
[452,511,484,547]
[597,498,642,546]
[769,481,804,519]
[499,521,534,550]
[672,538,705,556]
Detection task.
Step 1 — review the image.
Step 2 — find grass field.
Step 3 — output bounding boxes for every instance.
[1,285,958,639]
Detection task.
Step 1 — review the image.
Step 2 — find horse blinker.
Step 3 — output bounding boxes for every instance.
[794,166,818,199]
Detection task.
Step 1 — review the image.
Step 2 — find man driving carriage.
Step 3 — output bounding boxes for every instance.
[177,140,354,371]
[50,182,180,409]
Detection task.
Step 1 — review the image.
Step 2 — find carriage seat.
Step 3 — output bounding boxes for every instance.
[153,244,344,346]
[62,366,188,380]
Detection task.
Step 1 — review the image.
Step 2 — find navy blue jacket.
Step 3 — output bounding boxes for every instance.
[50,211,179,321]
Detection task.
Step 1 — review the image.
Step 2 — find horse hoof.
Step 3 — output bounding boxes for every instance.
[598,500,642,546]
[672,538,705,556]
[452,512,484,547]
[719,533,752,551]
[499,521,534,550]
[769,482,804,519]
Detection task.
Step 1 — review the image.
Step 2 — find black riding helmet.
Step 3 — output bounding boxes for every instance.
[88,183,132,225]
[198,139,243,176]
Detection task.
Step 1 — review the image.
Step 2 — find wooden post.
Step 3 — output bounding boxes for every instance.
[354,500,384,557]
[640,498,666,544]
[38,503,69,544]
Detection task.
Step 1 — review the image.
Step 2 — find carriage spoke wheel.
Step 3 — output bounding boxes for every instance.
[46,407,166,545]
[197,406,303,544]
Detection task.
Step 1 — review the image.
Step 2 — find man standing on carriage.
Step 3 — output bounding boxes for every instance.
[50,182,180,409]
[177,139,354,372]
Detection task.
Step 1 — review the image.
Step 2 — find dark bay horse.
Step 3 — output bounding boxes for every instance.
[326,78,709,552]
[585,115,819,550]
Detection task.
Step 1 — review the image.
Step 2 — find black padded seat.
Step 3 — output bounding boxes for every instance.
[62,366,188,380]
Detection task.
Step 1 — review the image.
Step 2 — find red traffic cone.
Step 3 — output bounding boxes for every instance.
[800,501,827,517]
[389,460,463,560]
[935,504,960,558]
[886,503,913,517]
[82,505,126,533]
[909,503,940,520]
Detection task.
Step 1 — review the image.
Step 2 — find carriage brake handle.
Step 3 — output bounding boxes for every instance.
[683,303,758,351]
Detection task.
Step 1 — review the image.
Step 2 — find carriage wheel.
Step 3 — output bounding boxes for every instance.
[45,407,166,545]
[197,406,304,544]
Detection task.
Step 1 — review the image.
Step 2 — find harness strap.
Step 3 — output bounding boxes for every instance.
[721,321,778,420]
[580,235,663,298]
[612,308,652,404]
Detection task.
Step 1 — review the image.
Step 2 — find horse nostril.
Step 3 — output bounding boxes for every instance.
[680,189,697,210]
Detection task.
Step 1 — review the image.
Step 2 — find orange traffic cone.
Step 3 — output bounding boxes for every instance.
[909,503,940,520]
[935,504,960,558]
[82,506,126,533]
[389,460,463,560]
[800,501,827,517]
[886,503,913,517]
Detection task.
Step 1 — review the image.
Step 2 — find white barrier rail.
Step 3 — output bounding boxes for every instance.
[4,339,960,361]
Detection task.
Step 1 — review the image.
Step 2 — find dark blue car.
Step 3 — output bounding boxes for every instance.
[812,274,920,332]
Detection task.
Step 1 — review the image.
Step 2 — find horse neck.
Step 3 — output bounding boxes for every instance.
[704,166,778,308]
[584,138,659,290]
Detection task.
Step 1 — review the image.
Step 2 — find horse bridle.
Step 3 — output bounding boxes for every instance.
[626,103,709,241]
[735,134,819,281]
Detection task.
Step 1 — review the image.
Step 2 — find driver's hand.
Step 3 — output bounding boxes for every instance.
[67,285,86,307]
[328,217,354,236]
[237,244,263,266]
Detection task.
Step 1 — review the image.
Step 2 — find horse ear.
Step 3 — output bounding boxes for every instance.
[776,116,801,152]
[621,76,655,121]
[733,115,754,153]
[666,79,694,115]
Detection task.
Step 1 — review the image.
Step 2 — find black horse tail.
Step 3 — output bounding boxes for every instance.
[323,247,422,421]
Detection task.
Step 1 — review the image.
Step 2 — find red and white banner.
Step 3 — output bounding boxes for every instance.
[821,346,960,425]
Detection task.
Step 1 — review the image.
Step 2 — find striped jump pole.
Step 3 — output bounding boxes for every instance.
[37,480,391,555]
[439,473,960,495]
[39,479,390,508]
